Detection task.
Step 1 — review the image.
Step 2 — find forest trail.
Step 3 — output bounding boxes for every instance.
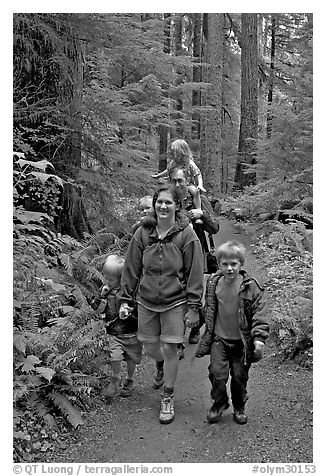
[49,218,313,464]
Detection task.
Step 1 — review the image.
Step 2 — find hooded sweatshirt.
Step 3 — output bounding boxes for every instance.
[119,214,203,312]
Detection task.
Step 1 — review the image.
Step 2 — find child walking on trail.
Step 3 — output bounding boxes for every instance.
[91,254,142,398]
[195,241,269,425]
[151,139,206,223]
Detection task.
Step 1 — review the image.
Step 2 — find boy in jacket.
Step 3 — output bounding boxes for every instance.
[195,241,269,424]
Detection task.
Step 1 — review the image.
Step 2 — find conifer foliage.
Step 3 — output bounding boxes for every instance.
[13,12,313,461]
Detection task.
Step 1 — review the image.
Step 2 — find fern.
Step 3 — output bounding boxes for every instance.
[59,234,84,251]
[52,320,105,370]
[255,223,312,364]
[13,173,128,434]
[59,253,73,275]
[33,400,51,418]
[268,221,312,255]
[47,392,83,429]
[73,231,120,260]
[53,371,96,395]
[55,368,73,385]
[20,299,41,332]
[71,260,104,290]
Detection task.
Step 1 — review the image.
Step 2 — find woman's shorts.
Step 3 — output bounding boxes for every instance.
[108,335,142,364]
[137,303,187,344]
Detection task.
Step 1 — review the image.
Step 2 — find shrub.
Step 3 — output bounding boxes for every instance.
[255,229,312,366]
[13,154,126,461]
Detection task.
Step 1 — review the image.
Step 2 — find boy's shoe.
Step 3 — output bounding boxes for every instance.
[189,328,200,344]
[153,367,164,389]
[102,376,120,398]
[233,408,248,425]
[120,378,133,397]
[177,343,185,360]
[207,400,230,424]
[159,393,175,424]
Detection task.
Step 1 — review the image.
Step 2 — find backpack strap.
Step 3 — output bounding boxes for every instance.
[208,233,215,250]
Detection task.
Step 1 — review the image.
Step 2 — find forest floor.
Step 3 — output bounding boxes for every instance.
[47,218,313,464]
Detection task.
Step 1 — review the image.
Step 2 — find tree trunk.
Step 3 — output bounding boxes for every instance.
[56,182,92,240]
[158,126,168,172]
[158,13,171,172]
[200,14,208,173]
[163,13,171,53]
[192,13,202,141]
[61,37,84,178]
[221,14,229,194]
[266,15,276,138]
[174,13,183,137]
[234,13,258,189]
[201,13,223,195]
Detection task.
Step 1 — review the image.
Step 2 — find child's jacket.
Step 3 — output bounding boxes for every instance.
[91,287,138,337]
[195,270,269,365]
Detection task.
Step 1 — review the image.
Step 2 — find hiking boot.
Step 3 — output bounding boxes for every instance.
[102,376,120,398]
[120,378,133,397]
[159,393,175,424]
[177,343,185,360]
[189,328,200,344]
[207,400,230,424]
[153,367,164,390]
[233,408,248,425]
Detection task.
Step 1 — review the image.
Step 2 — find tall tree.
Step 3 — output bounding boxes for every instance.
[200,13,208,171]
[200,13,224,195]
[234,13,258,189]
[216,13,241,194]
[256,13,312,182]
[158,13,171,171]
[13,14,85,177]
[220,13,228,193]
[192,13,202,141]
[173,13,184,137]
[62,34,84,176]
[266,15,276,138]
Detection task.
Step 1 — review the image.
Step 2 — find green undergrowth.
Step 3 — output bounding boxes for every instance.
[233,219,313,369]
[220,177,313,368]
[13,207,132,462]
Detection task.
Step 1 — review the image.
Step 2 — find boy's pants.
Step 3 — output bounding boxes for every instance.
[208,337,251,410]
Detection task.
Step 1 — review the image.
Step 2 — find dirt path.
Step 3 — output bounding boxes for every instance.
[49,218,313,463]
